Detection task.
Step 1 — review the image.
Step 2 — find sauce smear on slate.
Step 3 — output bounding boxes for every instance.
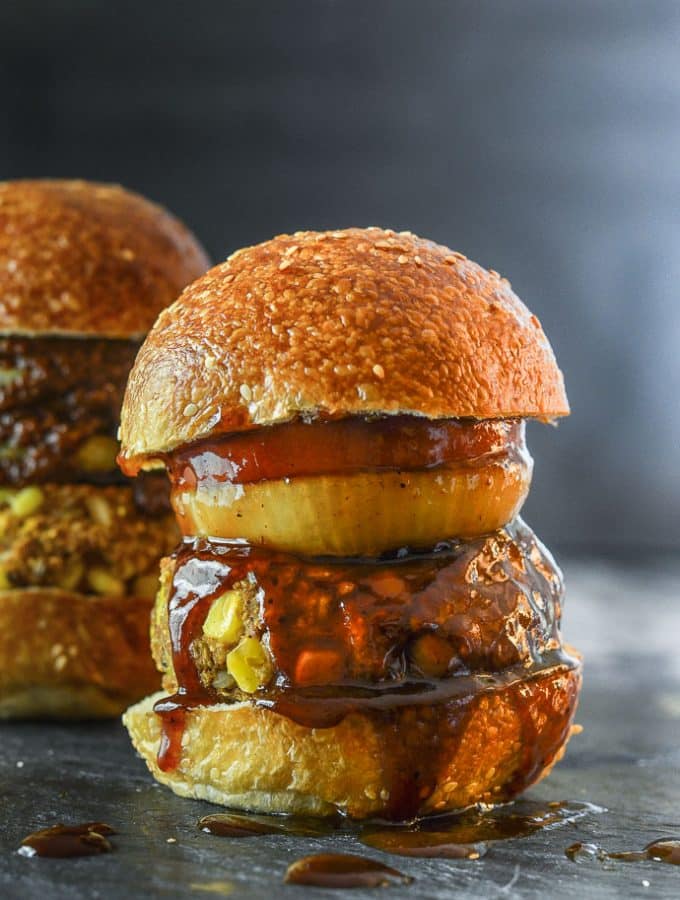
[566,839,680,865]
[198,811,342,838]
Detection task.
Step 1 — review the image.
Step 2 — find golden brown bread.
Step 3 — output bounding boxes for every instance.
[0,482,177,718]
[0,587,160,718]
[0,179,210,338]
[124,664,580,819]
[119,228,569,464]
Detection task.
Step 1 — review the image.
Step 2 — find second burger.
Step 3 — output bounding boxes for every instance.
[0,179,209,718]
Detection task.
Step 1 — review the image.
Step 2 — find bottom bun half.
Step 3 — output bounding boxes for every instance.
[0,588,160,718]
[124,663,581,820]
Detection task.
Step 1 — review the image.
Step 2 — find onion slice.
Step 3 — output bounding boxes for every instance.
[172,458,532,556]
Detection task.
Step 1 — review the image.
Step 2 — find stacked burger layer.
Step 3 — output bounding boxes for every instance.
[120,228,581,819]
[0,180,209,718]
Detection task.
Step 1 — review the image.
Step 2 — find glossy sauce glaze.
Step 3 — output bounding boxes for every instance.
[284,853,412,888]
[159,518,565,693]
[160,416,527,488]
[17,823,115,858]
[153,525,579,819]
[0,336,139,486]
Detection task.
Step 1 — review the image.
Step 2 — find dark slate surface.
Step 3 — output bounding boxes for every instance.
[1,559,680,899]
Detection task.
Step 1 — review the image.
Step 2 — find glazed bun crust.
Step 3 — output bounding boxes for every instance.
[0,180,210,338]
[124,664,580,820]
[0,588,160,718]
[120,228,569,462]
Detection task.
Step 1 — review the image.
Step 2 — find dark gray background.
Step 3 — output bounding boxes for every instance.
[1,0,678,554]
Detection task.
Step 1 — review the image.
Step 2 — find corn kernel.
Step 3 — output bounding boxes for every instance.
[227,637,272,693]
[133,574,159,600]
[76,435,119,472]
[0,368,20,386]
[10,486,44,517]
[87,567,125,597]
[212,670,235,691]
[58,562,84,592]
[202,589,244,644]
[0,488,15,508]
[85,494,113,527]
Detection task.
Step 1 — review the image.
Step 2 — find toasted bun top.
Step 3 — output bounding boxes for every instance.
[120,227,568,462]
[0,180,210,338]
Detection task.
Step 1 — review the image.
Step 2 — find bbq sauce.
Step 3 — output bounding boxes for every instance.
[361,833,486,859]
[0,336,139,486]
[566,839,680,865]
[198,812,344,838]
[153,520,580,819]
[284,853,412,888]
[17,822,115,858]
[166,417,527,488]
[362,800,597,858]
[163,518,567,691]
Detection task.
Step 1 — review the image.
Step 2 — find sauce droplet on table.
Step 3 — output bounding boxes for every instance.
[17,823,115,858]
[284,853,412,888]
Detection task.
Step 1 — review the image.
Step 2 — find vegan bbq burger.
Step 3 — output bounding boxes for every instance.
[0,179,209,718]
[120,227,580,819]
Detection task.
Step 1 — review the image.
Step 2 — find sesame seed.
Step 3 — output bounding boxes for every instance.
[414,255,423,267]
[372,363,385,379]
[166,838,177,844]
[183,402,198,417]
[239,383,252,402]
[279,259,293,270]
[397,255,408,264]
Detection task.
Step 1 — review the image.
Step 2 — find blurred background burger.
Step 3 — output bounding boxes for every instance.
[0,179,209,718]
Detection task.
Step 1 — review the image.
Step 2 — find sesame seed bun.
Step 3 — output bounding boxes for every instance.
[0,179,210,338]
[0,588,160,719]
[119,227,568,464]
[123,662,581,819]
